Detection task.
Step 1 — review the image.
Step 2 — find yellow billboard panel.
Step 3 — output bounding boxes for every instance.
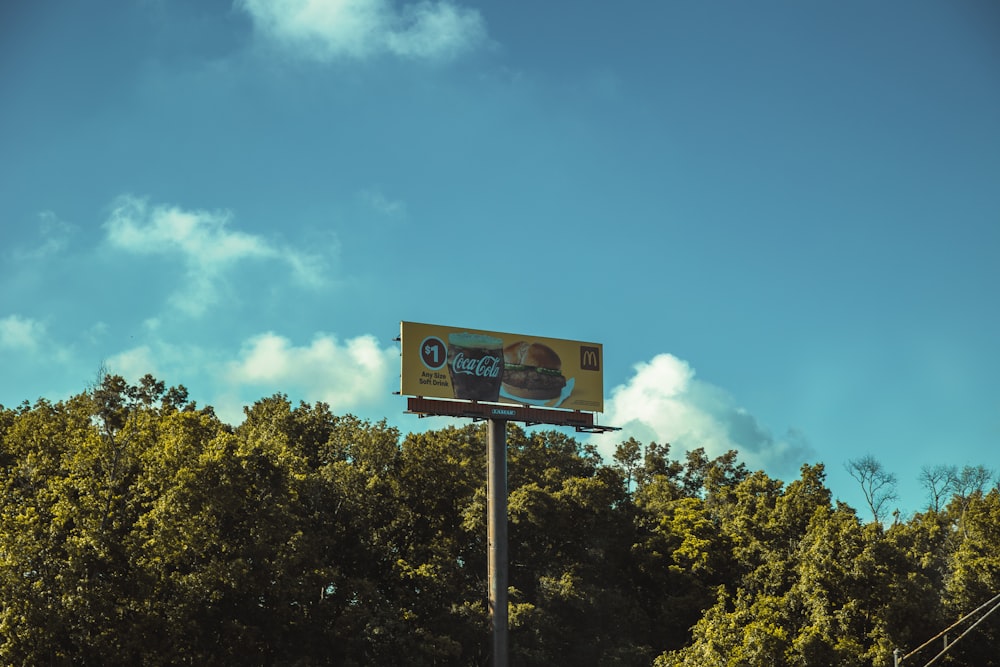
[400,321,604,413]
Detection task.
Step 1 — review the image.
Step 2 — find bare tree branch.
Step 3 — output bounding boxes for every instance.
[846,455,898,524]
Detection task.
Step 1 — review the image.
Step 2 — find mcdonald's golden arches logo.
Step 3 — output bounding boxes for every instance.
[580,346,600,371]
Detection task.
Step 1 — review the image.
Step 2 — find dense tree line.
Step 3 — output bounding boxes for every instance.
[0,375,997,665]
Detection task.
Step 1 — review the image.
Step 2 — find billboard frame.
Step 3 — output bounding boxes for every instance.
[397,322,618,667]
[398,321,608,417]
[405,397,619,433]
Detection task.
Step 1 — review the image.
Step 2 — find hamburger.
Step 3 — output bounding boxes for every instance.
[501,341,567,400]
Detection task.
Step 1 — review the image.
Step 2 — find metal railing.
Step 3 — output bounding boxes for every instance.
[894,591,1000,667]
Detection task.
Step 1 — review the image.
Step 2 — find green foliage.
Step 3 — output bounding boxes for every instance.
[1,376,998,665]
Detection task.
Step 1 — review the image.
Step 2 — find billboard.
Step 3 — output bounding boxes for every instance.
[400,321,604,413]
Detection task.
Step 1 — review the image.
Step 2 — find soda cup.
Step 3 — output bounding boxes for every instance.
[447,333,504,401]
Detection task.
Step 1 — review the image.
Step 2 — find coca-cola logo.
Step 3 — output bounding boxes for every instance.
[451,352,502,378]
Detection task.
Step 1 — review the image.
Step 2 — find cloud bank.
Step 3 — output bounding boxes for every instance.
[237,0,487,61]
[596,354,814,476]
[104,195,325,316]
[107,331,398,424]
[226,332,397,409]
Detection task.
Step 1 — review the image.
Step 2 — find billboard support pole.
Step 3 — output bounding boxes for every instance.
[487,418,508,667]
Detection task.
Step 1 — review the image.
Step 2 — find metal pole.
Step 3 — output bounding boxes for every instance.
[487,419,508,667]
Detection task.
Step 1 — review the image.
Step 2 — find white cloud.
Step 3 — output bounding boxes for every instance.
[106,345,162,380]
[105,336,205,388]
[104,195,327,316]
[0,314,72,364]
[101,330,398,424]
[226,331,398,411]
[84,322,109,345]
[9,211,74,260]
[360,188,406,217]
[0,315,46,352]
[237,0,487,62]
[594,354,813,476]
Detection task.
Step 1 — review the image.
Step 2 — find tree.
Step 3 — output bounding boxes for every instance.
[845,455,898,524]
[611,437,642,494]
[950,465,995,499]
[503,427,653,665]
[940,489,1000,665]
[658,467,906,667]
[6,375,999,666]
[0,376,218,665]
[919,464,956,513]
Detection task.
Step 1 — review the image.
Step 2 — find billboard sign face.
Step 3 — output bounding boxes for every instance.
[400,321,604,413]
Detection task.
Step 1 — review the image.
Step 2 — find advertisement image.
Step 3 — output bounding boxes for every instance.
[400,321,604,413]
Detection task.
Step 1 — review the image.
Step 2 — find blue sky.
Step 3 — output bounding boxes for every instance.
[2,0,998,515]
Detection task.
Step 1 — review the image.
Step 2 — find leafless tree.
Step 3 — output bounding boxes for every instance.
[846,455,898,524]
[919,464,956,512]
[950,464,995,501]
